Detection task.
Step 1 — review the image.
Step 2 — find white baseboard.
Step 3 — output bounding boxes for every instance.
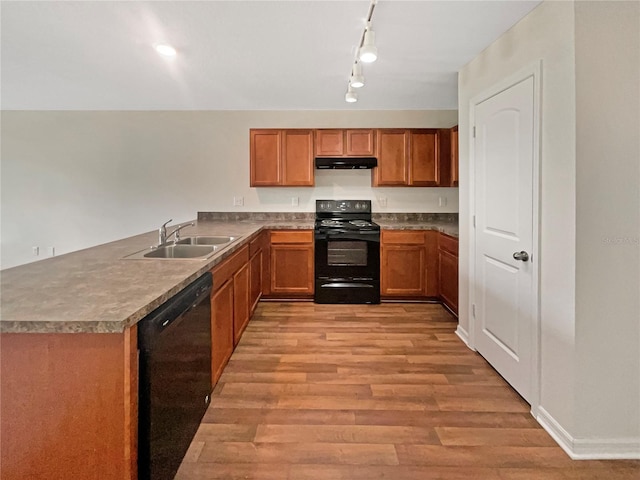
[455,325,474,350]
[537,406,640,460]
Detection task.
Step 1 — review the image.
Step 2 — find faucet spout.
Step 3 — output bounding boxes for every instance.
[167,222,196,243]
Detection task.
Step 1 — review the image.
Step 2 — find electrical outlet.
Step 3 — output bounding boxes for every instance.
[47,246,56,257]
[233,196,244,206]
[291,196,299,206]
[439,196,447,207]
[32,246,39,256]
[378,197,387,207]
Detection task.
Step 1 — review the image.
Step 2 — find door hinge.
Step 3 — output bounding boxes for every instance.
[473,126,476,138]
[473,215,476,228]
[472,304,476,317]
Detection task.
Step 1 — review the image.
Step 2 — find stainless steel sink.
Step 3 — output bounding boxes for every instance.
[143,244,216,259]
[123,235,239,260]
[124,244,218,260]
[176,236,237,246]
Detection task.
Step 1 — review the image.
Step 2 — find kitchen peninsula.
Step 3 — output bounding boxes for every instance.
[0,213,457,480]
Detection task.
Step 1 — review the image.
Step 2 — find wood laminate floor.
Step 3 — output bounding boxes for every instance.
[176,302,640,480]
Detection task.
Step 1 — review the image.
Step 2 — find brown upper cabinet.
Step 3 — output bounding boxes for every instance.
[450,125,459,187]
[250,129,314,186]
[315,129,375,157]
[372,128,452,187]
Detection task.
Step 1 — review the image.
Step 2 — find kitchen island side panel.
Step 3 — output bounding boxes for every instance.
[0,331,137,480]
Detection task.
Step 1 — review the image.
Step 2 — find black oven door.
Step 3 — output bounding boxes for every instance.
[314,229,380,304]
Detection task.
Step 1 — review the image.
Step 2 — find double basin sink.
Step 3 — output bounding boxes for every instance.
[125,236,238,260]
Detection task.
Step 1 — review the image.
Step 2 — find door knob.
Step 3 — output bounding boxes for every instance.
[513,251,529,262]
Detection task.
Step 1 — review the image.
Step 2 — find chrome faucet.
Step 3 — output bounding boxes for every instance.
[158,220,195,245]
[168,222,195,242]
[159,219,173,245]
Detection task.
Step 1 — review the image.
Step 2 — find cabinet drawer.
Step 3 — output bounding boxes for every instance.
[438,233,458,256]
[211,245,249,292]
[249,233,263,257]
[270,230,313,244]
[382,230,425,245]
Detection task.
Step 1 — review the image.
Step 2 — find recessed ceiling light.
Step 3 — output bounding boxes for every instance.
[155,44,177,57]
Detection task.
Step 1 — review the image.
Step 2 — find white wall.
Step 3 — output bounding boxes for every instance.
[459,0,578,434]
[459,0,640,457]
[0,110,457,269]
[574,1,640,444]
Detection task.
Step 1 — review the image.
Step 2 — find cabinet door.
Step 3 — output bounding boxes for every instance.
[282,130,314,186]
[250,129,281,186]
[373,129,409,186]
[381,244,426,296]
[424,230,439,297]
[270,244,314,295]
[450,126,459,187]
[233,263,250,345]
[211,279,234,385]
[315,129,344,156]
[249,249,262,315]
[439,249,458,314]
[381,230,427,297]
[409,129,438,186]
[346,129,375,156]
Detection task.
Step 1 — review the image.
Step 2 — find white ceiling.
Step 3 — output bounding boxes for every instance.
[1,0,541,111]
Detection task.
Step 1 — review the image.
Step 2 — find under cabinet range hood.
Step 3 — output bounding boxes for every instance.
[315,157,377,169]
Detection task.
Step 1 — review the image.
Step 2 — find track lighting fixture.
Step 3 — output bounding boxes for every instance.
[345,86,358,103]
[350,63,365,89]
[344,0,378,103]
[359,28,377,63]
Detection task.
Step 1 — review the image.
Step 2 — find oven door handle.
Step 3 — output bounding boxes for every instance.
[322,229,380,236]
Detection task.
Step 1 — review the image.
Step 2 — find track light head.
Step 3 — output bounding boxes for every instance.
[359,30,377,63]
[345,86,358,103]
[350,63,365,88]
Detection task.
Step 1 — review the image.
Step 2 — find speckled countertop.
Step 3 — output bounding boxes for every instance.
[1,214,456,334]
[0,220,310,334]
[376,220,458,237]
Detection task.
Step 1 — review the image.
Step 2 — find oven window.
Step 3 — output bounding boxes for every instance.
[327,241,367,266]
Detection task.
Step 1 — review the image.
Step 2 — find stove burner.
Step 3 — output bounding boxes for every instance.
[321,219,344,227]
[349,220,372,227]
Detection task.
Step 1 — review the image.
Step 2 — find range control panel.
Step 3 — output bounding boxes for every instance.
[316,200,372,214]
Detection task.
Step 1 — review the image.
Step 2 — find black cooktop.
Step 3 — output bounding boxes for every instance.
[315,200,379,231]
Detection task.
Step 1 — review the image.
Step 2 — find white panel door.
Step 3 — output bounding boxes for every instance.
[474,75,535,403]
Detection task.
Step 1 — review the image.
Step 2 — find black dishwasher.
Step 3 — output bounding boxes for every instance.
[138,272,212,480]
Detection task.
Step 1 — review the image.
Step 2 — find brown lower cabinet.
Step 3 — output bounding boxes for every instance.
[381,229,458,309]
[233,263,250,345]
[210,244,250,385]
[211,277,234,384]
[249,231,268,314]
[438,233,459,314]
[381,230,438,298]
[266,230,314,297]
